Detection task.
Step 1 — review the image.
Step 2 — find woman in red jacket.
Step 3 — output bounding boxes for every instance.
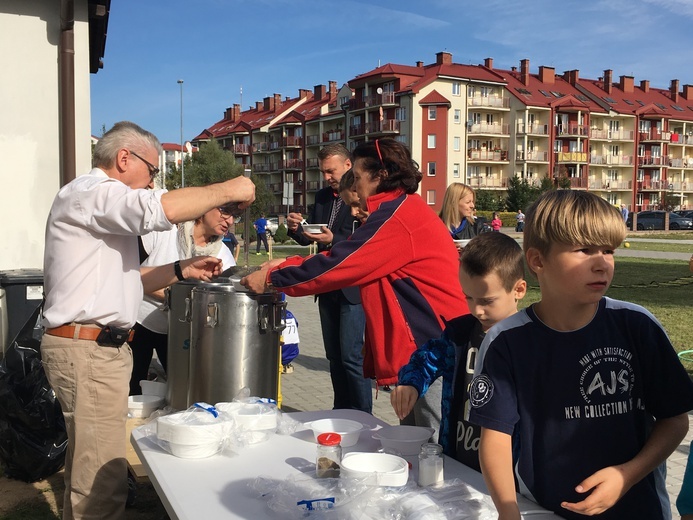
[242,139,468,432]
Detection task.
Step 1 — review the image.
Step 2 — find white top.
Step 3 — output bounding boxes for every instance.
[137,226,236,333]
[131,409,561,520]
[42,169,172,329]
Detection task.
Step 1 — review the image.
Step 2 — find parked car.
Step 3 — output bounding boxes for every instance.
[266,218,279,236]
[677,210,693,219]
[626,211,693,230]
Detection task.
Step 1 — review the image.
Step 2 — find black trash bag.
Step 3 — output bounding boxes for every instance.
[0,303,67,482]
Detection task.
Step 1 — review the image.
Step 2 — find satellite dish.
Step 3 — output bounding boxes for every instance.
[376,87,383,95]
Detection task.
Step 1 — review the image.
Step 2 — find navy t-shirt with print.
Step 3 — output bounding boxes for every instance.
[468,297,693,520]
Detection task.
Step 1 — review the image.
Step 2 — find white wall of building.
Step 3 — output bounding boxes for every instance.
[0,1,93,270]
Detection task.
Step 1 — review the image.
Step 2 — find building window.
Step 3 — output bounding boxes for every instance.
[454,109,461,124]
[395,107,407,121]
[427,190,436,205]
[468,165,480,177]
[468,85,476,97]
[453,137,461,151]
[428,107,437,120]
[427,134,436,149]
[452,82,461,96]
[427,162,436,176]
[453,163,460,178]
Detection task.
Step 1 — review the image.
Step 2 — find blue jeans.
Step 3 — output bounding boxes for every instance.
[318,291,372,413]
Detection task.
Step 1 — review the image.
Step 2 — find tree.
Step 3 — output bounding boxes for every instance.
[475,190,506,211]
[505,177,536,212]
[660,191,679,211]
[164,138,273,221]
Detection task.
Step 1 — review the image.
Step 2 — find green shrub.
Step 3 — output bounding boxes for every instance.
[274,223,289,243]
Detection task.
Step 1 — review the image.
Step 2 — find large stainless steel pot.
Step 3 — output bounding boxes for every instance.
[188,282,285,405]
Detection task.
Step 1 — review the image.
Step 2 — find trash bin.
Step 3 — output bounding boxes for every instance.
[0,269,44,357]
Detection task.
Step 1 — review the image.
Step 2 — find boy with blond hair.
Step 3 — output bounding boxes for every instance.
[391,232,526,470]
[469,190,693,519]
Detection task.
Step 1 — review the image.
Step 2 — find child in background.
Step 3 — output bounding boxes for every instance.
[469,190,693,520]
[491,212,502,232]
[391,232,526,470]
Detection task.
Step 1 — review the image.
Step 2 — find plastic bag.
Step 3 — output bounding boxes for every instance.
[0,304,68,482]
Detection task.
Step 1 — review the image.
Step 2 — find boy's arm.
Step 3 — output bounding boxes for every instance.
[561,413,689,516]
[390,385,418,420]
[479,427,521,520]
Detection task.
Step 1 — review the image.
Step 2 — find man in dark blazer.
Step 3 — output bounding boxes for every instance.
[286,144,372,412]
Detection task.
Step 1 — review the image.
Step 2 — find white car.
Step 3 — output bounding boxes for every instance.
[266,218,279,236]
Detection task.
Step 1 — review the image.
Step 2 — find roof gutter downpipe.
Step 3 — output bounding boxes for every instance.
[59,0,76,186]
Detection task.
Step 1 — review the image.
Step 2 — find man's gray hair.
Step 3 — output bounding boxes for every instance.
[93,121,162,169]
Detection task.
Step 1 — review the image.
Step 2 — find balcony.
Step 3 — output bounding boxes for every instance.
[670,181,692,192]
[555,124,588,137]
[270,183,282,194]
[269,141,281,151]
[639,130,670,141]
[589,129,634,141]
[306,135,321,146]
[516,123,549,135]
[306,157,319,168]
[555,152,588,163]
[283,136,303,148]
[346,91,396,110]
[590,155,633,166]
[468,149,509,162]
[253,163,271,173]
[638,180,671,191]
[252,142,268,153]
[279,159,303,170]
[637,156,668,167]
[467,96,510,109]
[670,134,693,145]
[323,130,344,142]
[588,180,633,190]
[467,123,509,135]
[234,144,250,155]
[366,119,400,134]
[515,150,549,162]
[467,176,507,189]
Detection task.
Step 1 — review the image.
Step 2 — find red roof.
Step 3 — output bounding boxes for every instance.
[418,90,450,106]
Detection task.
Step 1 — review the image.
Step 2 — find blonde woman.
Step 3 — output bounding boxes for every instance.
[439,182,488,240]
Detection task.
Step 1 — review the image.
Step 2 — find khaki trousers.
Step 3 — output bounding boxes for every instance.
[41,334,133,520]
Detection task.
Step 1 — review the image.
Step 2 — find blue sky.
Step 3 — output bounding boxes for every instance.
[91,0,693,145]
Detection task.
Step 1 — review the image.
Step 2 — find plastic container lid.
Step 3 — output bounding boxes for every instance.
[317,432,341,446]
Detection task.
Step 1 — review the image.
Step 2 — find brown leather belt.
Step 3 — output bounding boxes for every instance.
[45,324,135,343]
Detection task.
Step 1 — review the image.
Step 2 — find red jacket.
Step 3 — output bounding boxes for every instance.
[269,190,468,385]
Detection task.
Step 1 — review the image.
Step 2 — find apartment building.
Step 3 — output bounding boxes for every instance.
[193,52,693,215]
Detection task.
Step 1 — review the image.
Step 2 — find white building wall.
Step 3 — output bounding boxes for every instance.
[0,0,92,270]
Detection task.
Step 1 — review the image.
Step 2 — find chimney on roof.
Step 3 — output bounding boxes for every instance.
[511,66,517,72]
[256,101,263,111]
[263,96,273,111]
[299,89,310,99]
[436,51,452,65]
[314,84,326,99]
[563,69,579,86]
[484,57,493,69]
[619,75,634,93]
[520,59,530,86]
[671,79,680,102]
[683,84,693,100]
[274,93,282,109]
[539,66,555,84]
[640,79,649,93]
[416,61,423,67]
[603,69,613,94]
[329,81,337,96]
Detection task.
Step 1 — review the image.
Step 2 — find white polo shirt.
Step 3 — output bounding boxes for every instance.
[42,169,173,329]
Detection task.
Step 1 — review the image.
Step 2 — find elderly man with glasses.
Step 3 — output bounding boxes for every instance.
[41,121,254,520]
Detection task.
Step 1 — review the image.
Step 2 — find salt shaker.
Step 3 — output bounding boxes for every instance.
[418,442,444,487]
[316,432,342,478]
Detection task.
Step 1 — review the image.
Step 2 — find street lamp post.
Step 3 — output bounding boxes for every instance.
[177,79,185,187]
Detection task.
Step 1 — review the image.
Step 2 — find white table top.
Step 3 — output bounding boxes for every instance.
[131,409,560,519]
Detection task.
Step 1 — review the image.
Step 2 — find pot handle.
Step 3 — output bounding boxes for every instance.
[180,296,192,323]
[258,304,269,331]
[162,287,171,312]
[272,300,287,333]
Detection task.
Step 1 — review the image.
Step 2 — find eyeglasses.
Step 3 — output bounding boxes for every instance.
[130,150,160,180]
[217,206,237,220]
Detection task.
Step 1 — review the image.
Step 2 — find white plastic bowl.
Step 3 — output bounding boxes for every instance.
[453,239,471,248]
[156,411,226,458]
[340,452,409,486]
[373,425,435,456]
[140,380,167,398]
[302,223,327,234]
[215,402,278,444]
[128,395,164,418]
[305,418,364,447]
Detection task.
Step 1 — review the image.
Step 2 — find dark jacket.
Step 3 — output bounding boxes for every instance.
[288,187,361,304]
[452,217,490,240]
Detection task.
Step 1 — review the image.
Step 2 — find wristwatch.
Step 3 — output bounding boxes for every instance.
[174,260,185,281]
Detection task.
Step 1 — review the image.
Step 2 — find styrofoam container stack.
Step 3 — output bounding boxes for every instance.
[156,410,227,458]
[140,380,167,398]
[304,418,365,447]
[340,452,409,486]
[215,401,278,444]
[128,394,165,418]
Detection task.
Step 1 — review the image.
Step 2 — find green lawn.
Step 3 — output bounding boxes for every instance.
[620,241,693,253]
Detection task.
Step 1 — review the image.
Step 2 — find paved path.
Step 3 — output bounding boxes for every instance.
[279,289,692,519]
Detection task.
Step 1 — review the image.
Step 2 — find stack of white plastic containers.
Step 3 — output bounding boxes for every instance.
[128,380,167,418]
